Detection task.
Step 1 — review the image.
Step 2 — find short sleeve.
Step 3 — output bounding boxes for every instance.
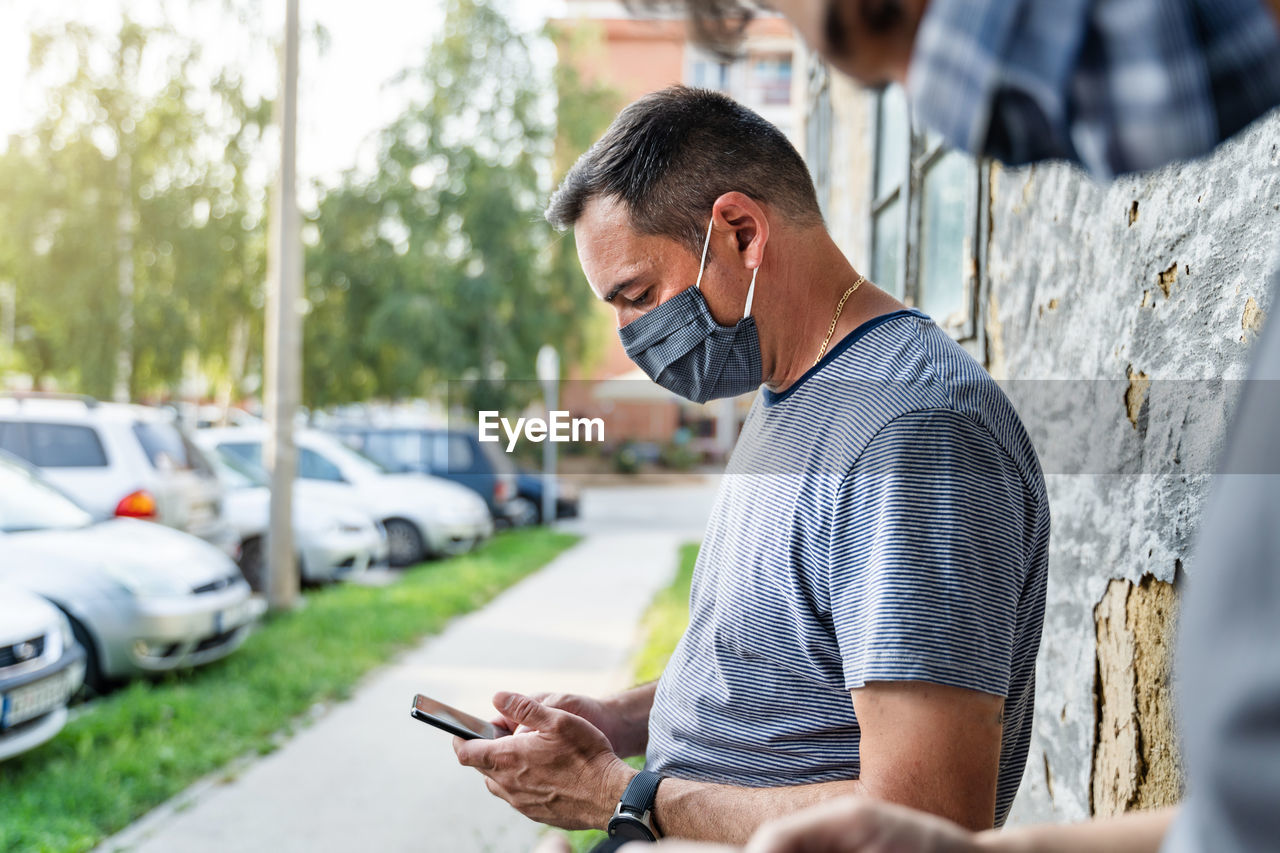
[830,408,1039,696]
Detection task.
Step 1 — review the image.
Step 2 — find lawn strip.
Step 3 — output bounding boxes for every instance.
[0,528,579,853]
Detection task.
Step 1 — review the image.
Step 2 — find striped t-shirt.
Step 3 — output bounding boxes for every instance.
[645,309,1049,827]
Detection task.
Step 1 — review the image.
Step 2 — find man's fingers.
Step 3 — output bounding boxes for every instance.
[453,735,499,771]
[494,691,564,732]
[494,691,553,732]
[745,797,875,853]
[484,775,513,803]
[542,692,584,714]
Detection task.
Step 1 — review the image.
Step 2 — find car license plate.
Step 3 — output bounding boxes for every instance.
[1,670,74,729]
[214,599,250,634]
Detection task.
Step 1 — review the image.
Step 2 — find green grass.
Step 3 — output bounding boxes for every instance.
[0,528,579,853]
[562,541,699,853]
[631,542,697,685]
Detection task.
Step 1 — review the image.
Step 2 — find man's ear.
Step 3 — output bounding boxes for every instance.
[711,192,769,273]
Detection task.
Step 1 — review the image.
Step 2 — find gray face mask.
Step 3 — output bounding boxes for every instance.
[617,217,763,404]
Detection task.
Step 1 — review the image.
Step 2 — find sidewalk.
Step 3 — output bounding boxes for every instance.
[98,530,687,853]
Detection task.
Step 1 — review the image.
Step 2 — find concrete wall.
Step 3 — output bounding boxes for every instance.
[806,49,1280,822]
[990,115,1280,823]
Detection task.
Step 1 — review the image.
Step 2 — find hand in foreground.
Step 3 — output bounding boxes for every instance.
[455,691,636,830]
[741,797,979,853]
[494,691,640,757]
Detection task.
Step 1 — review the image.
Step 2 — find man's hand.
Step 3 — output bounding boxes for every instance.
[495,691,642,757]
[743,797,980,853]
[455,691,637,830]
[627,799,976,853]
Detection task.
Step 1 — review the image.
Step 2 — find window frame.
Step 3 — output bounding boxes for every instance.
[806,60,833,220]
[868,86,985,343]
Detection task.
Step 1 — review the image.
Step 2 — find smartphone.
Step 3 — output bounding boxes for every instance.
[409,693,505,740]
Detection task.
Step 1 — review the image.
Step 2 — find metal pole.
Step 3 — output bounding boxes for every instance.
[542,383,558,525]
[536,346,559,526]
[264,0,301,611]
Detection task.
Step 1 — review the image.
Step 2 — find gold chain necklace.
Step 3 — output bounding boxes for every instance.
[813,275,866,367]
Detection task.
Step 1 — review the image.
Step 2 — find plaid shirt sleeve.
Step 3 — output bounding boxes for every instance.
[907,0,1280,179]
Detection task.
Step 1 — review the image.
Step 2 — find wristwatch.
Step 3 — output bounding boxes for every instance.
[607,770,665,841]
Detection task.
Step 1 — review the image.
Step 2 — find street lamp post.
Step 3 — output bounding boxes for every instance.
[263,0,302,611]
[536,345,559,527]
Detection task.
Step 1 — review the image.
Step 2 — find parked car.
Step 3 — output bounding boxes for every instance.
[0,393,238,558]
[199,427,493,567]
[512,468,581,525]
[0,583,86,762]
[328,425,518,524]
[195,442,387,590]
[0,452,264,691]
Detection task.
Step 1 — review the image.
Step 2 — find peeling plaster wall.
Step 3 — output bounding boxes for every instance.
[992,113,1280,823]
[1091,575,1182,815]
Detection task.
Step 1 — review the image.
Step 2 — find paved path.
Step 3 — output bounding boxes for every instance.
[100,483,716,853]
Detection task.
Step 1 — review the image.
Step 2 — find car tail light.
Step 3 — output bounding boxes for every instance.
[494,478,511,503]
[115,490,158,520]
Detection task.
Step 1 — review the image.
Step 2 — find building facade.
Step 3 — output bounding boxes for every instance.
[798,46,1280,822]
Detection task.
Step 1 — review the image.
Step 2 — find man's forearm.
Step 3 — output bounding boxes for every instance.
[655,777,863,843]
[602,681,659,757]
[976,806,1177,853]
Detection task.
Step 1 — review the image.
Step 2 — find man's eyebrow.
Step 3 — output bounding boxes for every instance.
[603,277,641,303]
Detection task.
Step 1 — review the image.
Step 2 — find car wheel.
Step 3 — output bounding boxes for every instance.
[384,519,426,567]
[507,496,541,527]
[238,537,266,592]
[67,614,111,697]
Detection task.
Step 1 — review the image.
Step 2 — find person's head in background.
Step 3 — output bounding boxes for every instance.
[628,0,930,87]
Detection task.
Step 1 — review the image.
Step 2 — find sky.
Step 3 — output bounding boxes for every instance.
[0,0,565,187]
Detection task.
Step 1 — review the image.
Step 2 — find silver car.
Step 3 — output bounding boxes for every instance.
[200,445,388,590]
[0,453,265,690]
[0,583,86,761]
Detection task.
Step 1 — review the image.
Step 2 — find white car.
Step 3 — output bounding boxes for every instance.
[196,443,388,590]
[0,583,86,761]
[0,394,238,558]
[0,453,264,690]
[199,426,493,567]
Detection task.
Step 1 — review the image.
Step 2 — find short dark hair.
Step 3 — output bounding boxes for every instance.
[546,86,822,256]
[623,1,761,60]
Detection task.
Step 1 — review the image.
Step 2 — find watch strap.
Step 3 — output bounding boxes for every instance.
[619,770,663,817]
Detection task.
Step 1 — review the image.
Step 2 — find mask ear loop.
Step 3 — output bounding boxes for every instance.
[693,216,714,290]
[743,265,758,318]
[697,215,759,319]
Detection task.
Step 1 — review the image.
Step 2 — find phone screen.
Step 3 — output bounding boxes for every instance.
[410,694,502,740]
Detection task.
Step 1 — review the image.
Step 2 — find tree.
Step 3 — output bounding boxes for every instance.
[0,17,270,401]
[304,0,604,414]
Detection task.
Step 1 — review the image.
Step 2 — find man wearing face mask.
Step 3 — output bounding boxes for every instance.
[452,86,1050,846]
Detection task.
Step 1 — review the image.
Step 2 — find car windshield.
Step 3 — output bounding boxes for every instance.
[307,434,389,479]
[214,434,387,483]
[211,447,268,489]
[0,457,94,532]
